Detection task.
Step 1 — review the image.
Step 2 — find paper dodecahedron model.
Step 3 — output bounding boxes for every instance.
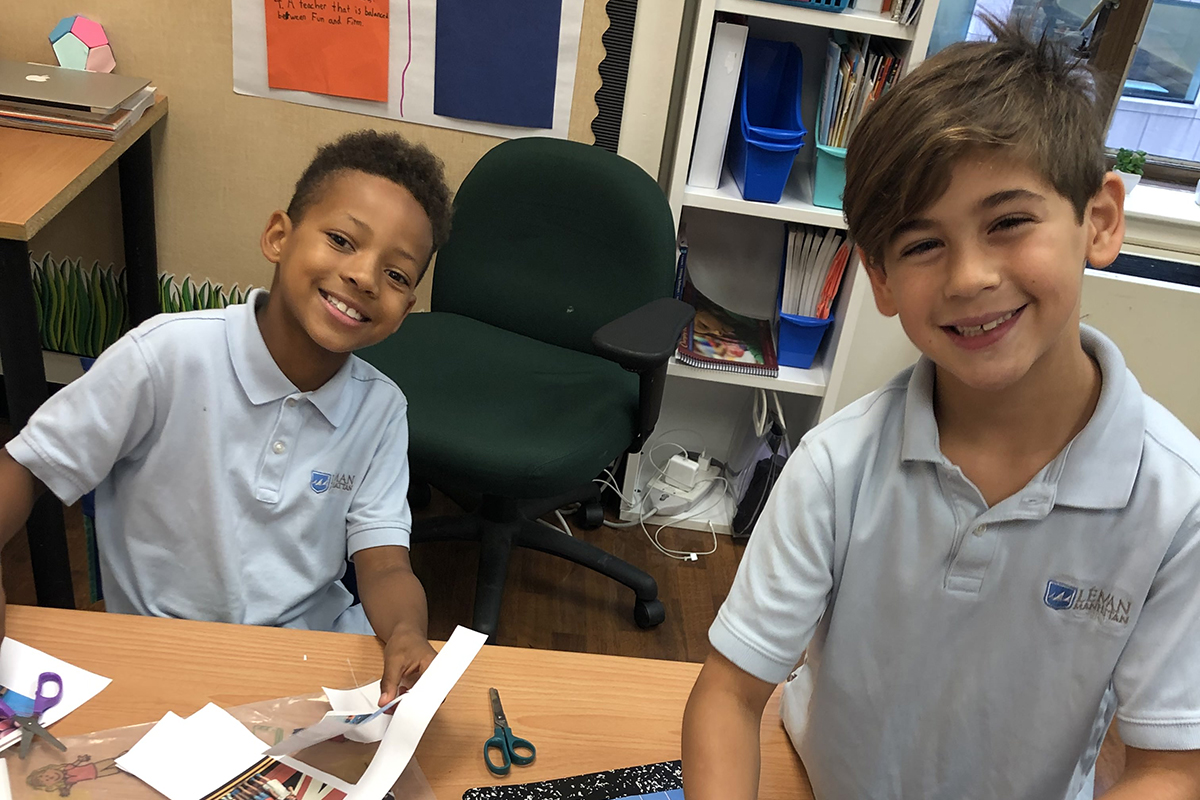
[49,15,116,73]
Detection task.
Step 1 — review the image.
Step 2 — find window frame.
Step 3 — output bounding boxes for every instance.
[1090,0,1200,185]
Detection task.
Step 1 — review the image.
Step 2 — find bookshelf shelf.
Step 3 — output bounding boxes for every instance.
[683,167,848,229]
[715,0,918,40]
[667,357,829,396]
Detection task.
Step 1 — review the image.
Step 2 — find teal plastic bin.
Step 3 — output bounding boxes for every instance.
[812,144,847,210]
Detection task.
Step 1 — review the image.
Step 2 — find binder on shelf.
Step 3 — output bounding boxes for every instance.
[687,21,749,190]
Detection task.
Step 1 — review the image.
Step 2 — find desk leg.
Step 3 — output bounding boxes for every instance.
[118,134,160,324]
[0,239,76,609]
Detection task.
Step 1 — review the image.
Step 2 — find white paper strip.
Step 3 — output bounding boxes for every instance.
[346,625,487,800]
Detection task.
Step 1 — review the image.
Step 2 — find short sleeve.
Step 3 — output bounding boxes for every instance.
[4,334,156,505]
[709,440,836,684]
[1113,503,1200,750]
[345,405,412,556]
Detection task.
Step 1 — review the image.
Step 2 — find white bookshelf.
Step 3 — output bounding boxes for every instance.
[619,0,941,533]
[715,0,919,40]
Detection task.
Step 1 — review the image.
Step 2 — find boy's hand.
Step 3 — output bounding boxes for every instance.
[378,625,437,707]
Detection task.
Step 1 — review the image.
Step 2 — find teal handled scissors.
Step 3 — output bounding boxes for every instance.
[484,688,536,776]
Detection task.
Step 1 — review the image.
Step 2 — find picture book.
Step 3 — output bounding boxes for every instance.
[676,279,778,377]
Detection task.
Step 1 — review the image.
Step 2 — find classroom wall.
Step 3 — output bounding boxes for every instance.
[1,0,612,311]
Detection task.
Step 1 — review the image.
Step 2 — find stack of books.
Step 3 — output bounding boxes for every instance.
[818,35,904,150]
[781,224,849,320]
[0,60,153,140]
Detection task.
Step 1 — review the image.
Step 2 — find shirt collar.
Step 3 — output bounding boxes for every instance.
[900,324,1144,510]
[226,288,355,427]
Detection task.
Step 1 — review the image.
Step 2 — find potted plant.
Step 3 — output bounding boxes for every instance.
[1114,148,1147,194]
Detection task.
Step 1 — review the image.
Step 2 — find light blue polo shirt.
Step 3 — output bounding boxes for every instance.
[711,325,1200,800]
[6,289,412,634]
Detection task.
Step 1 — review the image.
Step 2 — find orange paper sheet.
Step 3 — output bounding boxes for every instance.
[265,0,389,103]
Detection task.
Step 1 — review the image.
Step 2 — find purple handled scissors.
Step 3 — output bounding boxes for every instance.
[0,672,66,758]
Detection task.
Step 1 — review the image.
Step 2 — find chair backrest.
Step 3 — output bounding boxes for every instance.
[431,137,677,354]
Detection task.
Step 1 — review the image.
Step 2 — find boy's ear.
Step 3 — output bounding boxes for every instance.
[860,246,899,317]
[1083,173,1126,270]
[260,211,293,265]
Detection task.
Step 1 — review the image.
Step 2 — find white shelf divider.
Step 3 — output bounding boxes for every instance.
[667,357,828,396]
[715,0,918,40]
[683,166,848,229]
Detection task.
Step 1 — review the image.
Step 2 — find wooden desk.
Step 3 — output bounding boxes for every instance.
[0,97,167,609]
[6,605,812,799]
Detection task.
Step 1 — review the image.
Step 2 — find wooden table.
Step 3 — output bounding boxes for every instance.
[6,605,812,799]
[0,97,167,609]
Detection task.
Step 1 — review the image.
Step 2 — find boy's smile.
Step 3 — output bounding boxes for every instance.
[258,170,434,390]
[865,151,1125,395]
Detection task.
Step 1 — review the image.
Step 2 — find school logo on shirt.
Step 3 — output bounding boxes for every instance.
[310,471,355,494]
[1043,579,1131,626]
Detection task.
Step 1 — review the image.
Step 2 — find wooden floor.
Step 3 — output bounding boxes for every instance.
[411,493,744,662]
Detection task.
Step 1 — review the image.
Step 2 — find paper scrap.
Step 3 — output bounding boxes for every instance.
[264,0,390,102]
[116,705,267,800]
[346,625,487,800]
[264,695,399,756]
[323,680,388,742]
[0,639,112,754]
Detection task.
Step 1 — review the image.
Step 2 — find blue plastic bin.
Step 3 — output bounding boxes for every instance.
[757,0,851,12]
[729,39,807,203]
[812,144,847,210]
[778,312,834,369]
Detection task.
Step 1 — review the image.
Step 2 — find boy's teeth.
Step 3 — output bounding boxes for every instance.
[325,293,364,321]
[954,310,1015,337]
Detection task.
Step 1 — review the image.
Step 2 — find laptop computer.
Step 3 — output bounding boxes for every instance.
[0,60,149,116]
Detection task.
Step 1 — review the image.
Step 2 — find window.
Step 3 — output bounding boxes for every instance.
[927,0,1200,182]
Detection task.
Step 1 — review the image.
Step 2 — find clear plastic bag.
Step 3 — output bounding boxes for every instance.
[5,692,433,800]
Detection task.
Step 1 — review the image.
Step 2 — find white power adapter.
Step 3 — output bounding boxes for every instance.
[662,453,702,491]
[647,453,721,517]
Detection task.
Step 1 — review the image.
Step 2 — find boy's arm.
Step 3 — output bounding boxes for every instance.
[352,544,436,706]
[682,650,778,800]
[0,449,46,638]
[1099,747,1200,798]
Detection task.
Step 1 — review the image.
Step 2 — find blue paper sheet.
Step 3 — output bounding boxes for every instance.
[433,0,561,129]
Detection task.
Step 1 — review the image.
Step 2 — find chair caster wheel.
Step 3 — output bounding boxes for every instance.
[575,499,604,530]
[634,598,665,629]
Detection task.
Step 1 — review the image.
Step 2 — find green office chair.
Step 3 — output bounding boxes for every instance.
[359,137,693,639]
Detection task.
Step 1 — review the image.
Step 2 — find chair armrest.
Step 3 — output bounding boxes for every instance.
[591,298,695,373]
[592,298,695,452]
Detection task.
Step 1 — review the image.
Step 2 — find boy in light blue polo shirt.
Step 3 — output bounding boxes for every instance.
[0,130,452,707]
[683,18,1200,800]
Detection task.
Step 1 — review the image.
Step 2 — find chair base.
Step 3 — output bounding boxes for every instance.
[413,485,665,641]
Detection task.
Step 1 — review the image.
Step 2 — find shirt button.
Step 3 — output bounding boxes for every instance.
[286,397,297,407]
[273,441,286,454]
[973,524,988,537]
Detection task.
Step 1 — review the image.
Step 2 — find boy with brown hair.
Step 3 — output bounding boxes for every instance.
[682,19,1200,799]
